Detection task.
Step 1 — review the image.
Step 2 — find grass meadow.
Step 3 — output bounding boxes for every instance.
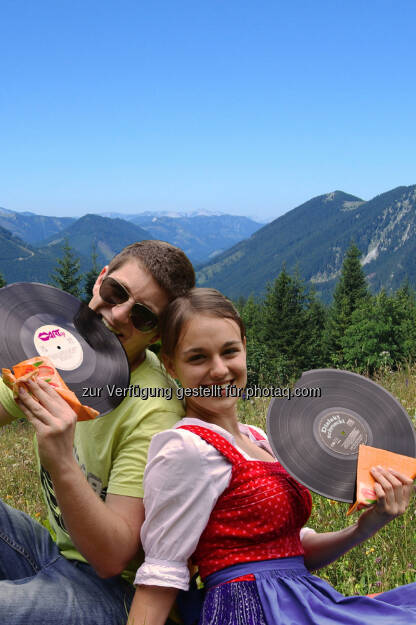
[0,365,415,596]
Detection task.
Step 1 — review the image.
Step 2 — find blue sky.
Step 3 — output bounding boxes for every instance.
[1,1,415,221]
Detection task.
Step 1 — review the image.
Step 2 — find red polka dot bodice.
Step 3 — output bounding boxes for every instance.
[178,425,312,580]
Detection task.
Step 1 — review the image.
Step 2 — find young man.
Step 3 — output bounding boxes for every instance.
[0,240,195,625]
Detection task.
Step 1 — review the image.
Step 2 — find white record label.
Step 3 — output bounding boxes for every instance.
[33,324,84,371]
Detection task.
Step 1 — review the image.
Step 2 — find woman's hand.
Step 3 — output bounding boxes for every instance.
[16,378,77,475]
[302,466,414,570]
[356,466,414,539]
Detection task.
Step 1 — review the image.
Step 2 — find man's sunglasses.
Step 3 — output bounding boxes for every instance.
[99,276,159,333]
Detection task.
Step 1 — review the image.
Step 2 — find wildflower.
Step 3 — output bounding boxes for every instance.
[365,547,375,555]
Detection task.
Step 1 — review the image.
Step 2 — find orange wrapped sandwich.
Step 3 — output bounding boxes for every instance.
[347,444,416,515]
[2,356,99,421]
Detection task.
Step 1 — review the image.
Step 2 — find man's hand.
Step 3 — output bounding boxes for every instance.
[16,376,143,577]
[16,378,77,474]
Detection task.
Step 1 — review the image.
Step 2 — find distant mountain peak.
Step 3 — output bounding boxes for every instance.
[320,190,364,204]
[196,184,416,301]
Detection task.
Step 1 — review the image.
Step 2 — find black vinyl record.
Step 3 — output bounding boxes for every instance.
[0,282,130,415]
[266,369,416,502]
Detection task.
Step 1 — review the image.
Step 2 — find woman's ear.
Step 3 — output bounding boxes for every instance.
[162,354,177,379]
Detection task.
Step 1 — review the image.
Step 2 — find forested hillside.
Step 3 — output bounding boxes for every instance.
[197,185,416,300]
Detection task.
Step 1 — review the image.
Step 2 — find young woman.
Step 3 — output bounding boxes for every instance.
[128,288,415,625]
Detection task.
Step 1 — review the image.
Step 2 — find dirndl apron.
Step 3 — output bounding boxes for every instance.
[178,425,416,625]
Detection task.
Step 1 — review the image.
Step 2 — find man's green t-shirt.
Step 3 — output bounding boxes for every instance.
[0,350,184,582]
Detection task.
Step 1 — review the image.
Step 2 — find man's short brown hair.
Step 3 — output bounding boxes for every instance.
[107,240,195,301]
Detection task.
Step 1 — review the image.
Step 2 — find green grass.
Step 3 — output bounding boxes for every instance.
[0,419,47,520]
[0,366,415,596]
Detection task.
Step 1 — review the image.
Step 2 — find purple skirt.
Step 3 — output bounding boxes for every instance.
[200,557,416,625]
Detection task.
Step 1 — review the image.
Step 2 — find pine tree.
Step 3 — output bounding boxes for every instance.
[50,239,82,298]
[261,268,315,382]
[304,288,327,368]
[341,283,416,373]
[0,271,6,288]
[234,296,246,313]
[240,295,267,387]
[241,295,261,340]
[341,292,391,373]
[83,242,100,302]
[325,243,369,365]
[392,283,416,362]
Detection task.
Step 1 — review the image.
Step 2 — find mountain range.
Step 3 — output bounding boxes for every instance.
[0,207,75,245]
[1,185,416,300]
[0,209,262,285]
[196,185,416,300]
[124,213,261,263]
[97,211,263,262]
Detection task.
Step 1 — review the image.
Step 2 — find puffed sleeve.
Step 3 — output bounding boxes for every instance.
[300,527,316,540]
[134,428,229,590]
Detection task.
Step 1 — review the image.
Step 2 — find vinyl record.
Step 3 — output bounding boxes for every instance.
[0,282,130,415]
[266,369,416,502]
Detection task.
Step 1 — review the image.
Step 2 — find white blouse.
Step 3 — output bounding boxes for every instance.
[134,417,315,590]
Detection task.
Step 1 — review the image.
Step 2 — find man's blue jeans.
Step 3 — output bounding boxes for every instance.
[0,498,135,624]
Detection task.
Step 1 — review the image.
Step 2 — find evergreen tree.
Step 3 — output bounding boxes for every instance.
[303,288,327,368]
[341,292,392,374]
[50,239,82,298]
[341,284,416,374]
[83,242,100,302]
[241,295,261,341]
[240,295,268,387]
[325,243,369,365]
[260,268,322,382]
[234,296,246,313]
[0,271,6,288]
[392,282,416,361]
